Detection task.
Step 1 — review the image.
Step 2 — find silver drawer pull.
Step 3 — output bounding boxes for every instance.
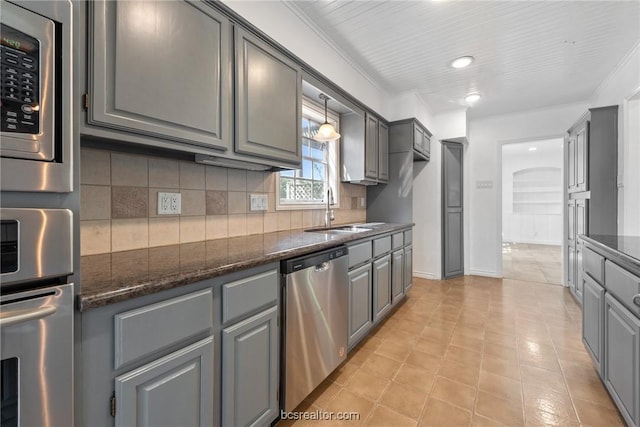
[633,294,640,307]
[0,306,56,327]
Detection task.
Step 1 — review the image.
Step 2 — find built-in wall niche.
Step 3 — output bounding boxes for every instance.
[512,167,562,214]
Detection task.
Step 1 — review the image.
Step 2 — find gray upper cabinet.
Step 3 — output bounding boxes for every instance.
[575,121,589,193]
[88,0,232,151]
[604,293,640,427]
[115,337,214,427]
[567,133,576,191]
[365,113,379,180]
[378,121,389,183]
[235,27,302,165]
[222,305,279,427]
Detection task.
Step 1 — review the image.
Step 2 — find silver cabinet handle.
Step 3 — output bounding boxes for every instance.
[633,294,640,307]
[0,306,56,327]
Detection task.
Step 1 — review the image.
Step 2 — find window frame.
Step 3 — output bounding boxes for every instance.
[275,97,340,211]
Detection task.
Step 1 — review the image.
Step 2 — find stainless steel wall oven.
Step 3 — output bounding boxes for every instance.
[0,208,74,427]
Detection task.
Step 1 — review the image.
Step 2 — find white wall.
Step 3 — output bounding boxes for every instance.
[466,103,588,277]
[590,42,640,236]
[502,140,563,245]
[220,0,388,117]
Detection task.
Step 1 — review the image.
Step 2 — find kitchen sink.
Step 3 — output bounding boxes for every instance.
[305,226,372,234]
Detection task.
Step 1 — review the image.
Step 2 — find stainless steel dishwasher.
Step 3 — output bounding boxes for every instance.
[282,246,349,412]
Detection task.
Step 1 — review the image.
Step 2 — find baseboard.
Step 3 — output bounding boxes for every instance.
[468,269,502,278]
[413,271,436,280]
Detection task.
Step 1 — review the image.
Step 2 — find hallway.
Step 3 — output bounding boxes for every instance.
[502,242,563,286]
[282,276,624,426]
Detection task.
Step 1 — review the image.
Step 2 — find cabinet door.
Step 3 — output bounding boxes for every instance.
[567,199,576,245]
[391,249,404,304]
[378,121,389,182]
[373,254,392,322]
[576,198,588,237]
[604,294,640,427]
[414,124,424,154]
[365,113,379,180]
[568,134,576,191]
[423,132,431,158]
[576,122,589,192]
[575,245,584,302]
[583,275,604,375]
[568,246,576,292]
[115,337,214,427]
[89,1,231,151]
[222,306,279,427]
[404,245,413,292]
[235,27,302,165]
[348,263,373,348]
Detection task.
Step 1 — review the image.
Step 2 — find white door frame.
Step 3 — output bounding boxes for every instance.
[495,135,567,285]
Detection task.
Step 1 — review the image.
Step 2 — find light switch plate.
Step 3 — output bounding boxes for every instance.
[158,192,181,215]
[250,194,268,211]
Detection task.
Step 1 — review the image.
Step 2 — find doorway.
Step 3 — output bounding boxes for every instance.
[501,138,564,285]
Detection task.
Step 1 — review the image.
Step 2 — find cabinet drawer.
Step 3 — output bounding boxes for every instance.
[222,269,279,325]
[373,236,391,258]
[605,261,640,316]
[114,289,213,369]
[404,230,413,245]
[584,247,604,284]
[348,241,372,269]
[392,233,404,250]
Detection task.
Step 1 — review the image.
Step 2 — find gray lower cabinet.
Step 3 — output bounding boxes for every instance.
[348,263,373,348]
[391,249,404,305]
[575,245,584,301]
[568,245,576,295]
[115,337,214,427]
[582,275,604,374]
[88,0,232,151]
[373,254,392,322]
[234,27,302,165]
[222,305,279,427]
[604,293,640,427]
[404,245,413,292]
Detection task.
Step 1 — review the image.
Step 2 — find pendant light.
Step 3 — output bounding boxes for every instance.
[314,94,341,142]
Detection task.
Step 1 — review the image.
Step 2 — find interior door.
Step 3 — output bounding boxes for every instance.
[442,141,464,279]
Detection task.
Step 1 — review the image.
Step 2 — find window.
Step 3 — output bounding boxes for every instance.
[276,97,340,210]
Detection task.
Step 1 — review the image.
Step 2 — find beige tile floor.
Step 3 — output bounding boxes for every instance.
[280,276,625,427]
[503,242,563,286]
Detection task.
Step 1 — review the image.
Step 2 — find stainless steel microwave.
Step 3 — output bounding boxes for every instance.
[0,0,73,193]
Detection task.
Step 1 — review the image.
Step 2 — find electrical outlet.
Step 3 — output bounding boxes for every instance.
[158,192,181,215]
[250,194,268,211]
[476,180,493,189]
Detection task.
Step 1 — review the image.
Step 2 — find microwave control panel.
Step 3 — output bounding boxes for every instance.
[1,24,40,135]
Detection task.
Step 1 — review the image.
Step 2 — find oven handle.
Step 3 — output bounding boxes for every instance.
[0,306,57,327]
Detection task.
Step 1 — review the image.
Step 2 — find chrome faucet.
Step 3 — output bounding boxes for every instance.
[325,187,335,227]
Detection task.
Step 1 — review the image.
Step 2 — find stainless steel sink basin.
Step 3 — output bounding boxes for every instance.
[305,226,372,234]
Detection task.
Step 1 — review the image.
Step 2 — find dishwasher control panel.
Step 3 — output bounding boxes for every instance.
[282,246,348,273]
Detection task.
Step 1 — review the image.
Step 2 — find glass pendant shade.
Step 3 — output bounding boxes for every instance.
[313,94,341,142]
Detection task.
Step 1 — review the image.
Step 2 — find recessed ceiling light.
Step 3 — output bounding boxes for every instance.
[529,147,537,151]
[465,93,481,103]
[450,56,474,69]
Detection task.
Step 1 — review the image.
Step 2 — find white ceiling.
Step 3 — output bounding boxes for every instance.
[287,0,640,118]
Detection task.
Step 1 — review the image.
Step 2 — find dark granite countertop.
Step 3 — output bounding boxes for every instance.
[79,223,413,311]
[579,234,640,271]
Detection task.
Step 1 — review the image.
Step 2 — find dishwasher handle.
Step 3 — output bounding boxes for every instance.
[315,262,330,272]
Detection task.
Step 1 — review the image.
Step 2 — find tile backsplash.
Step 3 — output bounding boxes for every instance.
[80,148,367,255]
